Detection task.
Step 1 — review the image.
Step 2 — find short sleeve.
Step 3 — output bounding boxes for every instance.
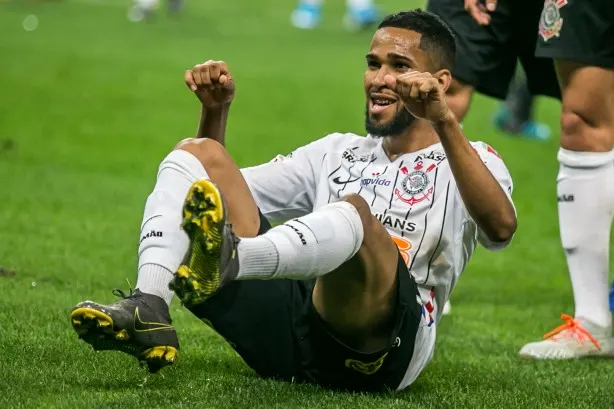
[240,133,339,224]
[473,143,516,251]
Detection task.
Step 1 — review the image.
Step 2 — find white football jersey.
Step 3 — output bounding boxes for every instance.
[240,132,515,389]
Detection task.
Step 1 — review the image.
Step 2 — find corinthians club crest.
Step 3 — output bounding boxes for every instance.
[539,0,568,41]
[395,162,435,206]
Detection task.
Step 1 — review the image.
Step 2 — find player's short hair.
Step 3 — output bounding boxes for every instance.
[378,9,456,71]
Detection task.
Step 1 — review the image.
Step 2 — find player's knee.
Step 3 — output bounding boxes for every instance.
[174,138,231,173]
[174,137,195,148]
[339,194,373,237]
[557,64,614,152]
[337,194,396,259]
[560,110,614,152]
[560,110,584,139]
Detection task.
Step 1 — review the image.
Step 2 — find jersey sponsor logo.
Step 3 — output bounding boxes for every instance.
[344,352,388,375]
[332,176,361,185]
[394,164,434,206]
[375,213,416,234]
[414,150,446,164]
[390,235,413,266]
[539,0,567,41]
[361,177,391,187]
[341,147,371,163]
[140,230,163,244]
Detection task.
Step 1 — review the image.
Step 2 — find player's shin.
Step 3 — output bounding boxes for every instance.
[557,148,614,330]
[137,150,210,305]
[236,201,364,280]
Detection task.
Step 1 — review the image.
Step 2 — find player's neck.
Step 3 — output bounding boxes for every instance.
[381,119,439,160]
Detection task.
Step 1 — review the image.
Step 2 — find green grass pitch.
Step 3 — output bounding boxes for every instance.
[1,0,613,408]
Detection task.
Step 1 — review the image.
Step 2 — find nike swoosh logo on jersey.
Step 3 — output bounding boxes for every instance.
[332,176,361,184]
[133,307,174,332]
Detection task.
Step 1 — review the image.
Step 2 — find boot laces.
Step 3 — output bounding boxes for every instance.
[543,314,601,350]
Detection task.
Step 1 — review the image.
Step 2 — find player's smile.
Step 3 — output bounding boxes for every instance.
[368,92,398,116]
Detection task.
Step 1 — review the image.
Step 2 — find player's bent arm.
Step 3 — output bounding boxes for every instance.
[433,114,517,244]
[196,104,231,145]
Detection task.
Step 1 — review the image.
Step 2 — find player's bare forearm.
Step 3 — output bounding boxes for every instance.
[196,104,230,145]
[186,60,235,144]
[433,114,517,243]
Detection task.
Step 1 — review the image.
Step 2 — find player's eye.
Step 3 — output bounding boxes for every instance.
[392,62,410,70]
[367,60,380,69]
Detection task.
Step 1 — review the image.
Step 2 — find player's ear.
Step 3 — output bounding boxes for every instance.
[434,69,452,93]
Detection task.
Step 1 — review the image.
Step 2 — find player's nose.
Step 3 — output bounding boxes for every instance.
[371,68,388,88]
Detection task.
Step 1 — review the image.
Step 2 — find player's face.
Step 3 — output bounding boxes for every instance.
[364,27,432,137]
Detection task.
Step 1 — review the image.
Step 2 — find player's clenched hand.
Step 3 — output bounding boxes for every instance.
[384,72,452,124]
[185,60,235,108]
[464,0,497,26]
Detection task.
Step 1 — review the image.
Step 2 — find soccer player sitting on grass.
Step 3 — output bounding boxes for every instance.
[70,10,517,392]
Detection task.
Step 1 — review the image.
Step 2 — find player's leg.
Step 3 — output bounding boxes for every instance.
[493,68,551,141]
[134,138,260,304]
[141,138,303,380]
[69,137,263,372]
[520,62,614,359]
[304,196,424,391]
[309,194,401,352]
[170,184,422,390]
[519,0,614,359]
[556,61,614,328]
[426,0,516,122]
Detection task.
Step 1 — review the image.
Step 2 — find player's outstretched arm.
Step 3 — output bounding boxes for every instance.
[386,71,517,244]
[185,60,235,145]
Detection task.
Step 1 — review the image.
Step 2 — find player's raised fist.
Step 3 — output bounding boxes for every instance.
[185,60,235,108]
[384,72,452,124]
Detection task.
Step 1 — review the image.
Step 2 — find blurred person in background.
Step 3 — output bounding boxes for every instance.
[493,67,551,141]
[291,0,379,30]
[128,0,183,22]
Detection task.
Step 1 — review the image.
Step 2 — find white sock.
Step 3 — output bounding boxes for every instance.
[557,148,614,329]
[236,201,364,280]
[347,0,373,10]
[300,0,323,8]
[136,150,208,305]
